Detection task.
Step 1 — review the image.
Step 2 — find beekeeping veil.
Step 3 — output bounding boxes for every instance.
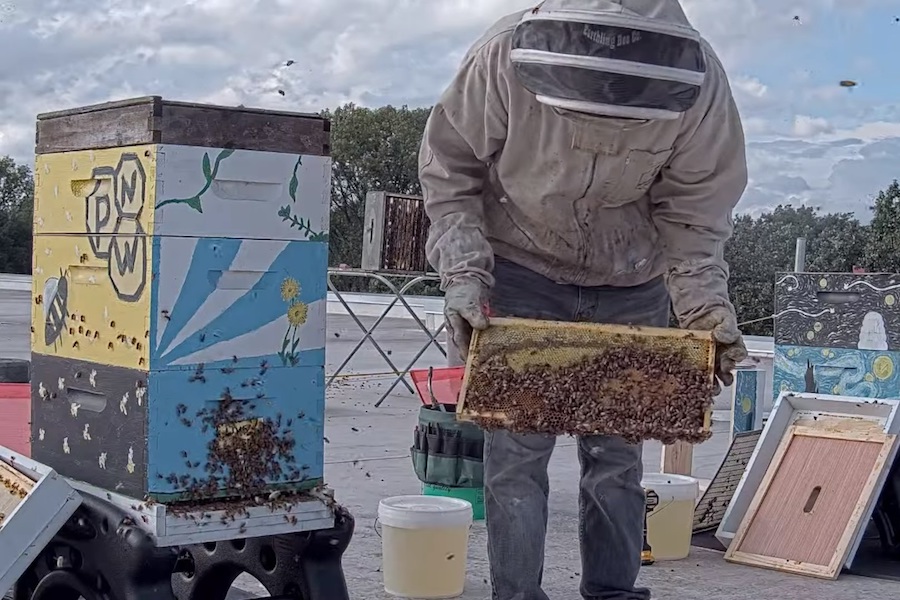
[511,0,706,120]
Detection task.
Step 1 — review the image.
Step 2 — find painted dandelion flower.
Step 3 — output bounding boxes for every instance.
[287,302,308,327]
[280,277,300,301]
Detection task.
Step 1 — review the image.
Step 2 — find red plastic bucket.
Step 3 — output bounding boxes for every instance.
[409,367,465,406]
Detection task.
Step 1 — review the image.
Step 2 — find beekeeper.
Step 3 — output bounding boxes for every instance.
[419,1,748,599]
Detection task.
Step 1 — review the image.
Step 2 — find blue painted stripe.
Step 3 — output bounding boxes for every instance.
[157,242,327,366]
[154,238,242,359]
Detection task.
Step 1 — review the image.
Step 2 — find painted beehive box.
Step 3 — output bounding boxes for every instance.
[773,272,900,400]
[29,97,331,501]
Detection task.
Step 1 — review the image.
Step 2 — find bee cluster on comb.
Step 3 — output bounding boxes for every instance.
[460,321,717,445]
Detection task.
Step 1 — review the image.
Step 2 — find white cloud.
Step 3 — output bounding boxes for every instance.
[0,0,898,221]
[792,115,834,137]
[733,76,769,100]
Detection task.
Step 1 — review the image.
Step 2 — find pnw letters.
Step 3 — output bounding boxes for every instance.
[85,152,148,302]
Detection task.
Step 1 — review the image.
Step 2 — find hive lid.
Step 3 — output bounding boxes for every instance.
[35,96,330,156]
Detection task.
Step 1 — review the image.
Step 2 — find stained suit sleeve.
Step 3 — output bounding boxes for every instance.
[419,47,509,290]
[648,51,749,327]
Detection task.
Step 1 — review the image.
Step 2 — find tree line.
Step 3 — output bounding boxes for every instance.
[2,104,899,337]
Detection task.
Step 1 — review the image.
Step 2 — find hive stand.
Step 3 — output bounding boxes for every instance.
[9,484,354,600]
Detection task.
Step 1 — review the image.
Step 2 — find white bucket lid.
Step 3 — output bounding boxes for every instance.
[378,495,473,529]
[641,473,699,502]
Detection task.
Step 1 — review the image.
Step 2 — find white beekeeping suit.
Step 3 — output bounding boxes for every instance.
[420,0,748,384]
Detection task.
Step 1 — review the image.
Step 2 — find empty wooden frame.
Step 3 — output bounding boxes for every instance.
[724,421,896,579]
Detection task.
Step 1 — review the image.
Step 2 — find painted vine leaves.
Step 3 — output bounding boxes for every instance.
[155,150,329,243]
[156,148,236,213]
[288,155,301,202]
[279,155,329,242]
[278,205,329,242]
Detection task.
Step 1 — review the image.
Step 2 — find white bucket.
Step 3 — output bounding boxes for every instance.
[378,495,473,599]
[641,473,699,561]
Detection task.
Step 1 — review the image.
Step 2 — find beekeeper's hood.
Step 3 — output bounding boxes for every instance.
[511,0,706,120]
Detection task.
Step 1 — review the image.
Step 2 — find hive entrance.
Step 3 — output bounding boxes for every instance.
[458,318,717,444]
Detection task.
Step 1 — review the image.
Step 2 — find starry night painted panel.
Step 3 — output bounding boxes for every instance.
[774,272,900,351]
[773,345,900,400]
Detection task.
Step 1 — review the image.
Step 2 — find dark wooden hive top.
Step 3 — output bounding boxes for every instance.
[35,96,330,156]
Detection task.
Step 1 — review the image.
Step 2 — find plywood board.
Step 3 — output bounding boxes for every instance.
[716,391,900,555]
[725,425,896,579]
[693,430,762,533]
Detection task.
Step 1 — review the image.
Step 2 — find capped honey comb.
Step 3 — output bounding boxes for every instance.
[457,317,716,444]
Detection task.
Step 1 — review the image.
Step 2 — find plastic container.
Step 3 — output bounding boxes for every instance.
[410,367,465,407]
[641,473,699,561]
[378,495,473,598]
[422,483,485,521]
[0,383,31,457]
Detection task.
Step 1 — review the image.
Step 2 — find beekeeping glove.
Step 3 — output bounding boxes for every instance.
[444,277,490,360]
[684,306,747,393]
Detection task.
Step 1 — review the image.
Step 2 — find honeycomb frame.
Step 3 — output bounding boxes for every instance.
[457,317,716,437]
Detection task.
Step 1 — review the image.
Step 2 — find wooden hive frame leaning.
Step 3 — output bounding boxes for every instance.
[457,317,716,443]
[724,419,897,579]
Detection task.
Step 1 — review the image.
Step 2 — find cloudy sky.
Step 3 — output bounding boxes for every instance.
[2,0,899,219]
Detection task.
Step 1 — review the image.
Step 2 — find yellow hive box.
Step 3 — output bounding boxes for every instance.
[457,317,716,441]
[32,146,158,369]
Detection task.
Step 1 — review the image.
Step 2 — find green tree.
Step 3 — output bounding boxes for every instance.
[725,205,867,336]
[863,180,900,272]
[0,156,34,274]
[323,103,432,269]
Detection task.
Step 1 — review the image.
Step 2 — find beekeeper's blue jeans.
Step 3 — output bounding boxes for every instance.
[451,256,671,600]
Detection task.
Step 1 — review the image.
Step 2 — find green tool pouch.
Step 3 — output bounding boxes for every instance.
[410,405,484,488]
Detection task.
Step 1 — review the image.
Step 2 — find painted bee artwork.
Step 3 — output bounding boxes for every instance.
[42,269,70,347]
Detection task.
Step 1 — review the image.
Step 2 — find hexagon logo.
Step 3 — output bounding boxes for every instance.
[108,217,147,302]
[113,153,146,219]
[85,166,117,258]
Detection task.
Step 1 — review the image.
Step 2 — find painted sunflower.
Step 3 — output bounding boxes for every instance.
[280,277,300,302]
[287,302,309,327]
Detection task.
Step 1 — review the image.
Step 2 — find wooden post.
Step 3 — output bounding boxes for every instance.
[660,441,693,476]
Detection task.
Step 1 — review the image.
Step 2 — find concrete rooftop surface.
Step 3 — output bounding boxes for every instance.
[227,374,900,600]
[2,286,898,599]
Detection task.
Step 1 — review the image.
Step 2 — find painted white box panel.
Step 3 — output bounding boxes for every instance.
[154,145,330,241]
